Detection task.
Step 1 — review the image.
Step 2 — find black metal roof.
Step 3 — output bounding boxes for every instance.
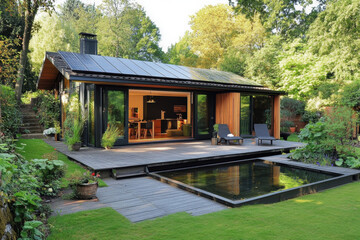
[40,51,284,94]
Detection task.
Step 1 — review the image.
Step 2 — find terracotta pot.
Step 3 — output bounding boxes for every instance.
[289,127,296,133]
[76,182,98,199]
[70,142,81,151]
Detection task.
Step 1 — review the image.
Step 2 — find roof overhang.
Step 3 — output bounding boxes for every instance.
[37,57,59,90]
[69,73,285,95]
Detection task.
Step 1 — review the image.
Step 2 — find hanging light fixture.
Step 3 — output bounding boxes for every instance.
[147,90,156,103]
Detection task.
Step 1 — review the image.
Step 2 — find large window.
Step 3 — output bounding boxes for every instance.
[87,85,95,145]
[240,95,251,135]
[240,95,272,136]
[107,90,125,139]
[196,94,209,135]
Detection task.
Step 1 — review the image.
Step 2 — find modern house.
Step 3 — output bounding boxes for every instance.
[37,33,283,147]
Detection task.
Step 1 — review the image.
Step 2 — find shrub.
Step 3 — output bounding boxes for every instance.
[0,85,22,137]
[290,106,358,167]
[101,124,120,149]
[0,135,65,238]
[34,90,60,129]
[64,94,85,149]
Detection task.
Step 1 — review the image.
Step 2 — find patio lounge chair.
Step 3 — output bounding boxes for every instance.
[254,124,276,145]
[218,124,244,145]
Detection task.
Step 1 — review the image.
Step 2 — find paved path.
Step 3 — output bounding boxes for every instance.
[51,177,227,223]
[46,139,303,171]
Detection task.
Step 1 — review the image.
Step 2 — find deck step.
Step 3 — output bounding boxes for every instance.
[112,166,146,179]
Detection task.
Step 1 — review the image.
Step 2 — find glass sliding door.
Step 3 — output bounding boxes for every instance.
[194,93,214,139]
[87,85,95,146]
[103,88,128,145]
[240,95,252,136]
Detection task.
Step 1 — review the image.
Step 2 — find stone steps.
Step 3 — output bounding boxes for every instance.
[20,103,43,135]
[21,133,45,139]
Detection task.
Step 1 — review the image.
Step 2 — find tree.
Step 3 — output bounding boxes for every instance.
[189,4,265,69]
[307,0,360,82]
[97,0,134,58]
[29,13,78,72]
[0,36,20,86]
[245,35,283,87]
[128,6,164,62]
[14,0,55,101]
[230,0,327,39]
[97,0,164,61]
[166,31,198,67]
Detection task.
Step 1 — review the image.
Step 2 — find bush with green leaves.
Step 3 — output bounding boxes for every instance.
[34,90,60,129]
[101,124,121,149]
[33,159,66,197]
[0,85,22,137]
[0,135,65,239]
[290,106,358,167]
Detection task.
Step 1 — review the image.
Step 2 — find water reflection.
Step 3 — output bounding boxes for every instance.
[160,161,333,201]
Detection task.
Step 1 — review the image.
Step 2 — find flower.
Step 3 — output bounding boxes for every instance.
[91,172,95,176]
[43,128,56,135]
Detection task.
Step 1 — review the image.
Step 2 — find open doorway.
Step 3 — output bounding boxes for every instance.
[128,89,193,143]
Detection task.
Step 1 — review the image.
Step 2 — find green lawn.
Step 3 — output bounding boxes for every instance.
[16,139,107,187]
[48,181,360,240]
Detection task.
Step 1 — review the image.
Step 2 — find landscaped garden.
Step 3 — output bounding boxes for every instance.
[1,0,360,239]
[48,181,360,240]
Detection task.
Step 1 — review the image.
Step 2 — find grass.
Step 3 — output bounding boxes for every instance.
[48,181,360,240]
[16,139,107,187]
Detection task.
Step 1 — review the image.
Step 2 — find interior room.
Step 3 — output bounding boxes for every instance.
[128,89,192,143]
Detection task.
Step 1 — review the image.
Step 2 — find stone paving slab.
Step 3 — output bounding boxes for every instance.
[51,177,227,223]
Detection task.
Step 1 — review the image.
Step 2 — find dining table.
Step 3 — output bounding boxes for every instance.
[136,120,155,139]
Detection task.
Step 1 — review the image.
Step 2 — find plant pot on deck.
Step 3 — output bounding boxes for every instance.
[70,142,81,151]
[76,182,98,199]
[289,127,296,133]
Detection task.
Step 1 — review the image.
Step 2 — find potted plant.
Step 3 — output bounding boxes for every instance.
[69,170,100,199]
[65,118,85,151]
[280,120,295,140]
[101,124,120,149]
[54,120,61,141]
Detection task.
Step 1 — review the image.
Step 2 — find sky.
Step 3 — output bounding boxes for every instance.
[55,0,228,51]
[134,0,228,50]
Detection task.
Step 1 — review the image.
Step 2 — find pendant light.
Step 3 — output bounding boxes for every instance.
[147,90,156,103]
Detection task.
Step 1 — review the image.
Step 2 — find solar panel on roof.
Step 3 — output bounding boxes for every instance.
[90,55,120,74]
[76,54,104,72]
[172,65,205,81]
[58,51,262,86]
[106,57,135,75]
[59,51,87,71]
[145,62,180,79]
[162,64,189,79]
[131,60,164,77]
[118,58,149,76]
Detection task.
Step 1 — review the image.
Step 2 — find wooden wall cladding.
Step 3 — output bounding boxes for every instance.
[273,95,281,139]
[215,92,240,136]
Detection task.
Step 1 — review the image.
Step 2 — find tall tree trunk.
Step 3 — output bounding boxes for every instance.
[14,1,38,102]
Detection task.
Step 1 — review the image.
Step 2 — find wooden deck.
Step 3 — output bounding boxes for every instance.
[46,139,303,176]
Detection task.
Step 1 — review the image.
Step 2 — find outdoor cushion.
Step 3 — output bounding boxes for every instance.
[218,124,243,145]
